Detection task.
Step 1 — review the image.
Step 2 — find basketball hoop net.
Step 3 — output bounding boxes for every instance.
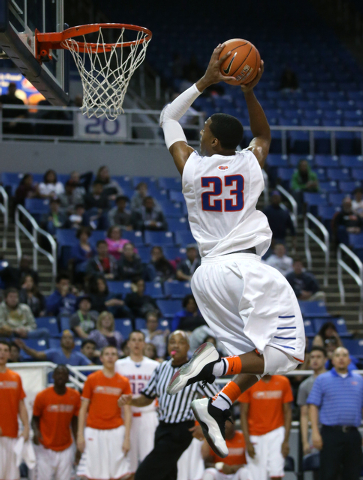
[35,24,152,120]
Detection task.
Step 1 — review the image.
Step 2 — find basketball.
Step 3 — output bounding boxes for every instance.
[219,39,261,86]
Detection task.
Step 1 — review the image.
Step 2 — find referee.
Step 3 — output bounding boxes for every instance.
[118,330,218,480]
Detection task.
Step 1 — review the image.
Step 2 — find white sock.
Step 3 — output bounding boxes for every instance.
[212,393,232,411]
[212,358,228,377]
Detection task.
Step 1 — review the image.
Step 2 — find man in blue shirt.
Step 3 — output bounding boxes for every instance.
[307,347,363,480]
[14,330,91,366]
[46,273,77,317]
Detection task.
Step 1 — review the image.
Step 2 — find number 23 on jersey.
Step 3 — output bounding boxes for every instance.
[201,174,244,212]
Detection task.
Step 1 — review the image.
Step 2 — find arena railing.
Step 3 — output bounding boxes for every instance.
[304,213,330,286]
[0,185,9,250]
[0,105,362,154]
[15,204,57,289]
[337,243,363,323]
[276,185,298,228]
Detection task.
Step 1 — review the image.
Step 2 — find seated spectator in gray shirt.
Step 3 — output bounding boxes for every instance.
[265,243,293,276]
[108,195,132,229]
[69,295,98,338]
[176,245,201,282]
[141,311,168,358]
[286,258,326,302]
[131,197,167,231]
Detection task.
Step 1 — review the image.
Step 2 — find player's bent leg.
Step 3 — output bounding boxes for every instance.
[0,437,20,480]
[54,444,74,480]
[33,444,54,480]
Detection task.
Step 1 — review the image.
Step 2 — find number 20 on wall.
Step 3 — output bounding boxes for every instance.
[201,175,244,212]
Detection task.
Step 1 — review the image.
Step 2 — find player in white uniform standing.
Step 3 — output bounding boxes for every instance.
[115,330,159,473]
[160,44,305,458]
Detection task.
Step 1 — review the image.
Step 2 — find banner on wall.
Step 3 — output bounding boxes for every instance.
[0,72,45,107]
[75,112,128,140]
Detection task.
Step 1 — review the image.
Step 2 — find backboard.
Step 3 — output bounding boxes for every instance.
[0,0,69,105]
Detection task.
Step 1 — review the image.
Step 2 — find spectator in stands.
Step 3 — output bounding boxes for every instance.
[324,337,359,373]
[291,159,319,213]
[38,169,65,199]
[83,181,109,229]
[125,278,159,319]
[88,277,131,319]
[68,170,88,197]
[69,295,98,338]
[143,342,159,361]
[8,341,22,363]
[279,67,299,91]
[59,180,85,214]
[332,196,363,245]
[131,182,150,211]
[94,165,124,200]
[118,242,144,281]
[19,274,46,317]
[141,310,168,358]
[188,325,229,357]
[176,245,201,281]
[265,243,293,276]
[106,226,132,260]
[14,173,39,206]
[86,239,118,280]
[0,287,49,339]
[308,347,363,480]
[0,82,27,134]
[0,255,38,289]
[64,203,86,230]
[88,311,123,356]
[146,246,175,282]
[42,198,67,234]
[131,196,167,231]
[108,195,132,229]
[286,258,326,302]
[46,273,77,317]
[297,346,327,458]
[81,338,101,364]
[313,321,343,349]
[70,226,95,275]
[263,191,296,250]
[171,294,206,332]
[15,330,91,366]
[352,187,363,218]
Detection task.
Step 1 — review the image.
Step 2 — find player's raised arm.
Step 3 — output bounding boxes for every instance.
[160,44,235,175]
[241,61,271,168]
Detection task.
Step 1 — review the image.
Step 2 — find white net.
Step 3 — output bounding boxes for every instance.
[62,27,151,121]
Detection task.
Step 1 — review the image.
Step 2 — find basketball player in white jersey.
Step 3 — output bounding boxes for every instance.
[115,330,159,473]
[160,44,305,458]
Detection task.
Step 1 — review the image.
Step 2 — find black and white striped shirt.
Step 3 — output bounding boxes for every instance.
[141,359,219,423]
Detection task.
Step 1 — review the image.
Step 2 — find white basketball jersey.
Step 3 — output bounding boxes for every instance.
[182,148,272,257]
[115,356,159,413]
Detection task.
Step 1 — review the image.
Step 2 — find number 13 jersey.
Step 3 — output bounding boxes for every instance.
[182,149,272,258]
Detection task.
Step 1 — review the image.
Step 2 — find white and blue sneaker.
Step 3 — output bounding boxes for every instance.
[167,342,220,395]
[192,397,231,458]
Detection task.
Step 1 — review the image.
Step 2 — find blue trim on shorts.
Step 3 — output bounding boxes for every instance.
[277,327,296,329]
[274,336,296,340]
[278,315,295,318]
[275,344,296,350]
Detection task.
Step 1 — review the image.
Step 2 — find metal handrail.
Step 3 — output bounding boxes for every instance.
[15,204,57,288]
[276,184,298,228]
[337,243,363,323]
[0,186,9,249]
[262,169,269,207]
[304,213,330,286]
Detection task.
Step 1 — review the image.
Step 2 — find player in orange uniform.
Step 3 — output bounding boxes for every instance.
[201,421,249,480]
[239,375,293,480]
[77,345,132,480]
[0,340,29,480]
[32,365,81,480]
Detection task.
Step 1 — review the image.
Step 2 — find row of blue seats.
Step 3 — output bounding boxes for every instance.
[304,192,360,208]
[267,154,363,168]
[277,167,363,184]
[303,317,351,338]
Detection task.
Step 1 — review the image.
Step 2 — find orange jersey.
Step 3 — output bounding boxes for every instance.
[33,386,81,451]
[0,368,26,438]
[209,431,246,466]
[238,375,293,436]
[82,370,131,430]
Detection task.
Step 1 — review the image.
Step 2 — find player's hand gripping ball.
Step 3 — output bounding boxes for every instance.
[219,39,261,85]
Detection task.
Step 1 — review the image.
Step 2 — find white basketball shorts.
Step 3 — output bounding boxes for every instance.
[84,426,131,480]
[202,466,250,480]
[0,437,19,480]
[129,411,158,472]
[191,253,305,373]
[177,437,205,480]
[33,443,74,480]
[246,426,285,480]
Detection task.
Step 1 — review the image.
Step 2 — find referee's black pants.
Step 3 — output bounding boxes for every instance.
[320,425,362,480]
[134,420,194,480]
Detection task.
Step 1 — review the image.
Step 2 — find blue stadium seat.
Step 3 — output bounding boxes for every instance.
[144,282,164,299]
[114,319,133,338]
[24,338,49,350]
[164,282,192,299]
[266,154,289,167]
[175,231,196,246]
[113,176,132,189]
[169,190,184,203]
[299,301,329,318]
[122,230,144,247]
[289,131,310,154]
[89,230,107,248]
[303,193,328,207]
[326,168,351,181]
[313,318,350,337]
[343,339,363,359]
[158,177,182,191]
[144,231,175,247]
[25,199,50,218]
[303,320,316,337]
[289,154,312,167]
[349,233,363,249]
[328,193,347,206]
[107,281,132,295]
[56,229,77,246]
[317,205,339,220]
[163,247,187,261]
[314,155,339,168]
[157,300,182,319]
[158,200,183,218]
[135,318,146,330]
[351,169,363,181]
[316,169,327,182]
[137,247,150,263]
[2,172,24,185]
[49,338,61,349]
[319,181,339,193]
[339,181,361,193]
[36,317,59,336]
[131,176,157,188]
[60,317,70,331]
[166,217,189,232]
[276,168,294,189]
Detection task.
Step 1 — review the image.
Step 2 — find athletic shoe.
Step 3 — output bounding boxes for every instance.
[192,398,231,458]
[167,342,220,395]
